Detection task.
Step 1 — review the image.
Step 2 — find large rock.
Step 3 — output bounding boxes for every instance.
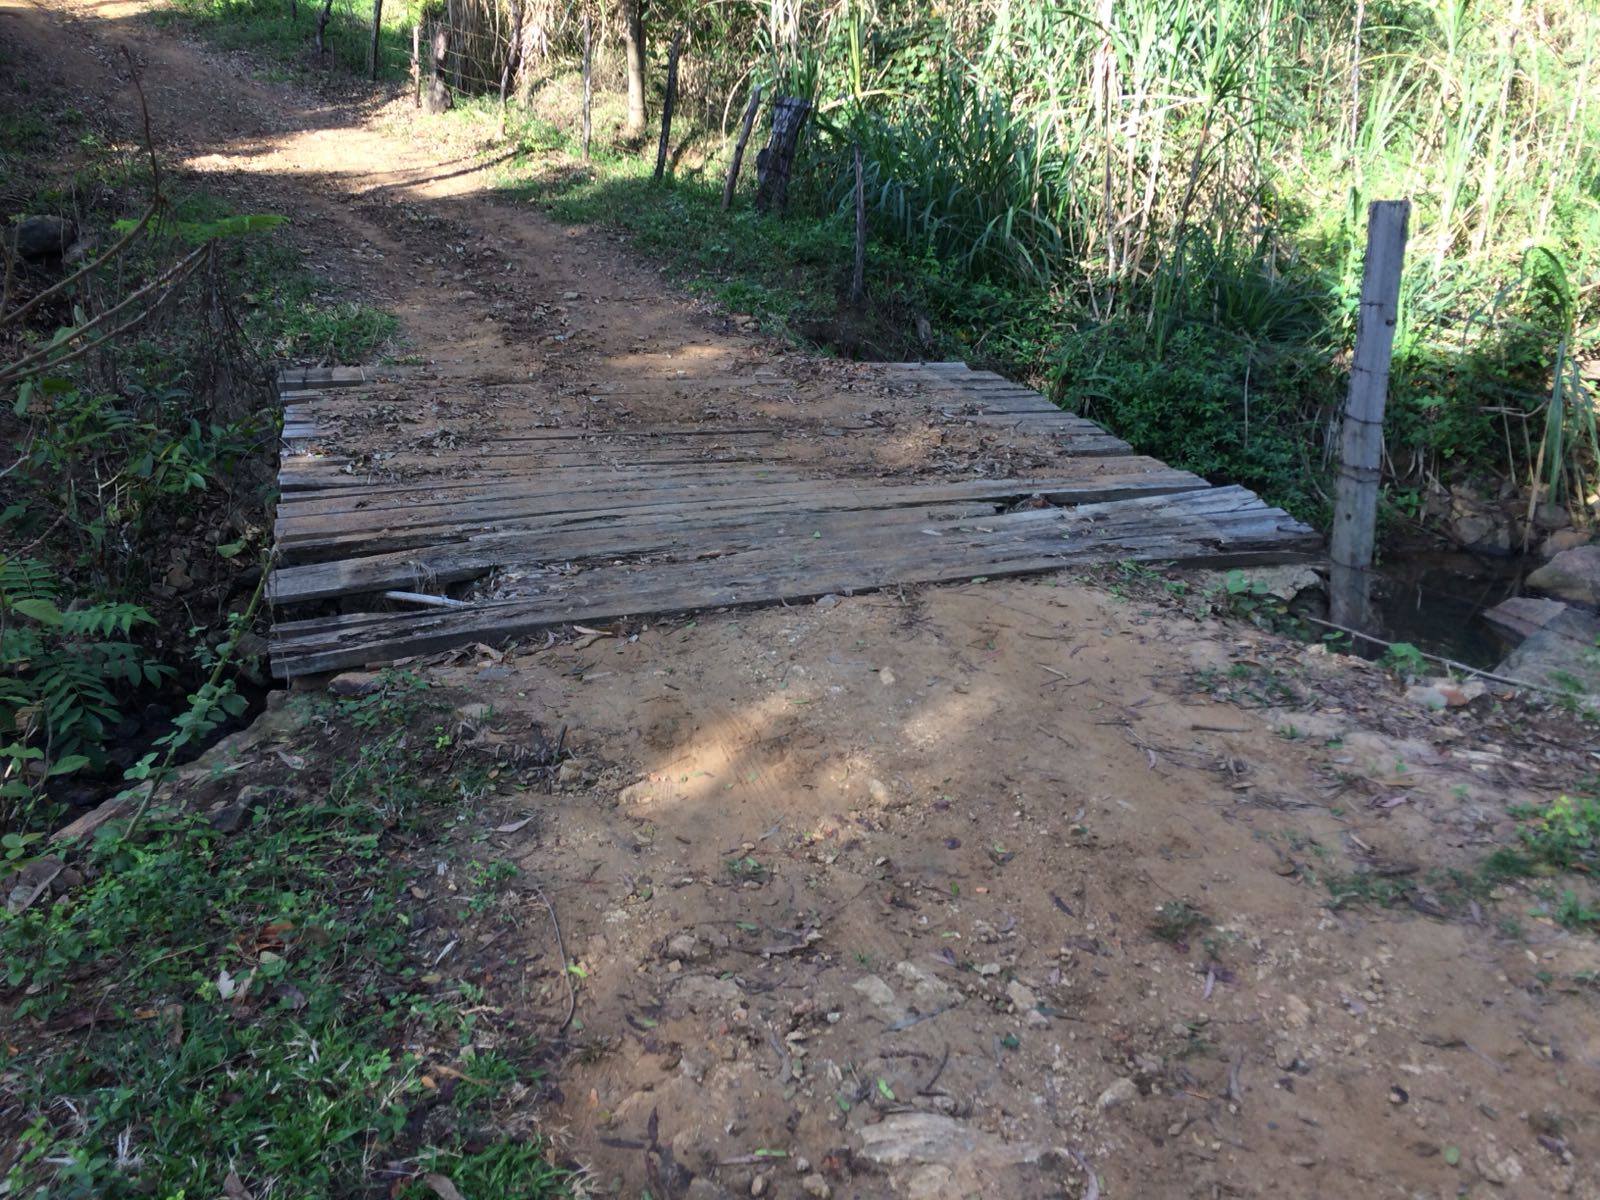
[1526,546,1600,608]
[10,215,76,259]
[1541,528,1592,559]
[1497,602,1600,700]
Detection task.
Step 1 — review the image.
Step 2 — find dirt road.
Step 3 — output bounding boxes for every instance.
[8,2,1599,1196]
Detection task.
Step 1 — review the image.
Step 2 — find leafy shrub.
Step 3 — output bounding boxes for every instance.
[0,557,171,829]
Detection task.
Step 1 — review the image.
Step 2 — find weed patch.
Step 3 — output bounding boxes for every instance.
[0,677,571,1198]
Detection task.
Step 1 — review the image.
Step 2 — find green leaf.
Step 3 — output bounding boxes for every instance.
[216,539,246,559]
[47,754,91,776]
[12,597,63,625]
[1443,1146,1461,1167]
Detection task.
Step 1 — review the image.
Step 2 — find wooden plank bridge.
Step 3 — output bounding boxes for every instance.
[267,361,1317,678]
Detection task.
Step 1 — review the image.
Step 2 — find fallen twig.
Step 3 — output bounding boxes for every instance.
[1302,615,1562,696]
[529,879,577,1033]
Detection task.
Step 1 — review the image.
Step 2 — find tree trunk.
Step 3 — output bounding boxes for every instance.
[499,0,524,114]
[621,0,647,139]
[315,0,334,55]
[754,96,810,215]
[654,31,684,181]
[368,0,383,80]
[721,84,761,210]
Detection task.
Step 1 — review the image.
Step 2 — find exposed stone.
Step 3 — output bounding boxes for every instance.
[328,670,385,698]
[1005,979,1038,1014]
[1452,510,1512,555]
[851,974,905,1023]
[10,214,76,259]
[799,1174,831,1199]
[892,960,962,1011]
[1483,596,1571,642]
[666,931,710,962]
[1526,545,1600,607]
[208,783,287,833]
[1498,604,1600,699]
[1533,501,1571,531]
[1095,1076,1139,1111]
[1541,528,1592,559]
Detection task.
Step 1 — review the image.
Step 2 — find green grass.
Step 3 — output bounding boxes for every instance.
[158,0,419,82]
[0,675,570,1199]
[1325,790,1600,934]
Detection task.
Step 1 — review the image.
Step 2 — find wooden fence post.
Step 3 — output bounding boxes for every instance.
[654,31,684,182]
[427,22,453,112]
[368,0,383,80]
[850,143,866,304]
[581,15,593,161]
[498,0,524,119]
[722,84,761,210]
[412,23,421,107]
[1329,199,1409,634]
[753,96,810,214]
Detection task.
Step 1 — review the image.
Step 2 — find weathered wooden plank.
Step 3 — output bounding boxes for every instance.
[269,498,1002,605]
[274,470,1211,563]
[269,489,1315,676]
[277,451,1192,518]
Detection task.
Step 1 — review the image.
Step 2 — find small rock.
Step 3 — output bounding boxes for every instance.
[799,1173,831,1199]
[1005,980,1038,1013]
[813,594,842,610]
[1096,1077,1139,1111]
[851,974,905,1022]
[562,290,581,300]
[1273,1040,1301,1071]
[556,759,586,787]
[750,1173,769,1197]
[457,702,493,721]
[210,784,286,833]
[328,670,384,698]
[879,668,896,686]
[866,778,891,805]
[666,931,709,962]
[1283,993,1313,1029]
[10,215,76,260]
[1533,501,1571,531]
[793,1157,811,1173]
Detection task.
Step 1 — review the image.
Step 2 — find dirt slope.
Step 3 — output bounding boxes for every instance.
[8,3,1599,1197]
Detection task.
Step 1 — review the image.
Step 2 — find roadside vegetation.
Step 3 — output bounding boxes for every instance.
[2,58,395,842]
[1,674,572,1198]
[373,0,1600,535]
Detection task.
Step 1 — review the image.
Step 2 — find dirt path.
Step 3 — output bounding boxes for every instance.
[10,4,1600,1197]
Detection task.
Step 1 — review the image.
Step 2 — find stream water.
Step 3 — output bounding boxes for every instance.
[1368,550,1538,669]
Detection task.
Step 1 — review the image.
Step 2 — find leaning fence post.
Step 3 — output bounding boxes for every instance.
[654,31,685,182]
[753,96,810,214]
[722,84,761,210]
[581,15,593,161]
[1329,199,1410,635]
